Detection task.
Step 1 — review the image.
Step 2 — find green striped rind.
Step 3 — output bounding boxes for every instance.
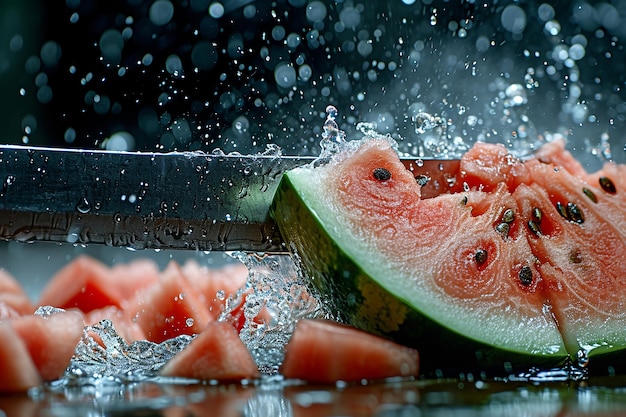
[271,173,570,378]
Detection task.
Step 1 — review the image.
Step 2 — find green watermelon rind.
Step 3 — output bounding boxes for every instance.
[271,171,570,377]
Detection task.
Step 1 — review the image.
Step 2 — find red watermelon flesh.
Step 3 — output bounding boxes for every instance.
[180,260,248,319]
[159,321,259,381]
[109,259,161,307]
[0,269,34,316]
[128,261,212,343]
[0,322,42,393]
[38,255,123,313]
[457,140,626,359]
[280,319,419,383]
[11,311,84,381]
[273,136,626,374]
[320,140,565,357]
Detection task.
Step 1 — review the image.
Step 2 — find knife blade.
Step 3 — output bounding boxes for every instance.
[0,145,460,252]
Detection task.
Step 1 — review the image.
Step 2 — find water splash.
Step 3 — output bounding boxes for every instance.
[506,365,587,384]
[503,84,528,108]
[221,252,325,375]
[413,112,439,135]
[319,105,347,157]
[63,319,192,384]
[34,305,67,318]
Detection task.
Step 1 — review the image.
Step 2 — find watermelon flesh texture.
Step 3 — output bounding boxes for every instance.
[271,137,626,376]
[462,139,626,373]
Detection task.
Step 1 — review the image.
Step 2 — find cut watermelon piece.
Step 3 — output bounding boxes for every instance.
[85,306,146,343]
[38,256,123,313]
[128,261,212,343]
[280,319,419,383]
[11,311,84,381]
[180,260,248,319]
[271,137,626,376]
[0,322,42,392]
[109,258,161,308]
[0,269,34,316]
[160,321,259,381]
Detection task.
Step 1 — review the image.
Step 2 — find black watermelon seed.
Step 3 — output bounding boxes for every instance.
[475,249,488,265]
[532,207,543,224]
[519,266,533,286]
[415,174,430,187]
[555,201,569,219]
[599,176,616,194]
[373,167,392,181]
[502,208,515,223]
[582,187,597,203]
[495,222,510,238]
[569,250,583,264]
[527,220,542,236]
[566,202,585,224]
[461,195,468,205]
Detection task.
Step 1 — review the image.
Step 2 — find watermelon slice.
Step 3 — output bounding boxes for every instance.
[38,256,123,313]
[159,321,259,381]
[0,322,42,393]
[127,261,212,343]
[11,310,84,381]
[180,260,248,319]
[280,319,419,383]
[270,137,626,377]
[0,269,34,316]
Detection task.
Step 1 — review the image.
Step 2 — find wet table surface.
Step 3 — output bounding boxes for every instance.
[3,376,626,417]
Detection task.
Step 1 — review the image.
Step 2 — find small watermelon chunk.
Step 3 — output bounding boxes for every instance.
[11,311,84,381]
[0,269,34,316]
[85,306,146,343]
[280,319,419,383]
[128,261,212,343]
[180,260,248,319]
[38,256,122,313]
[109,258,161,308]
[160,321,259,381]
[0,322,42,392]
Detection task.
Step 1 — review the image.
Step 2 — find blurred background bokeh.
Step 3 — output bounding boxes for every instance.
[0,0,625,166]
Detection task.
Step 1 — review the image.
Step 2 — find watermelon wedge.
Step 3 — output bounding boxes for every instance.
[280,319,419,383]
[270,137,626,377]
[0,269,34,316]
[159,321,259,381]
[0,323,42,393]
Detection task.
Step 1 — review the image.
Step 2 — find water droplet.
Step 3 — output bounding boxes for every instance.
[216,289,226,300]
[320,105,346,155]
[76,196,92,214]
[34,305,66,318]
[577,348,589,367]
[504,84,528,107]
[325,105,338,121]
[185,317,194,327]
[413,112,437,134]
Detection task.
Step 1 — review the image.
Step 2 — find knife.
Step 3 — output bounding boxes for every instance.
[0,145,460,252]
